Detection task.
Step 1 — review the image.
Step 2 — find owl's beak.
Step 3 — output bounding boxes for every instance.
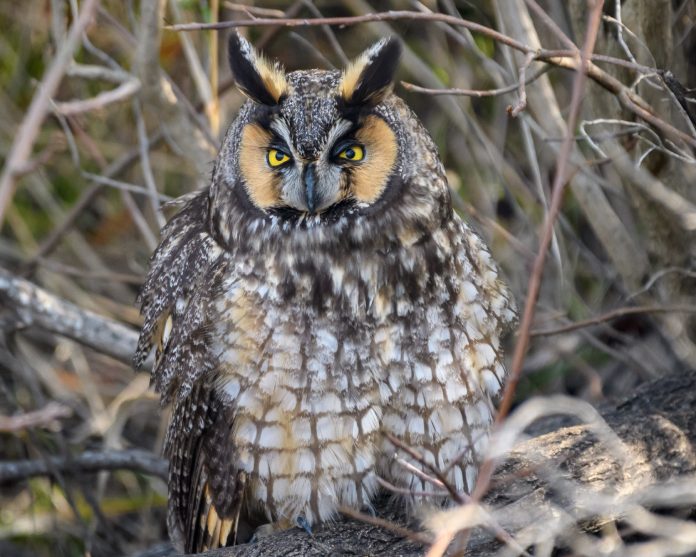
[303,162,318,214]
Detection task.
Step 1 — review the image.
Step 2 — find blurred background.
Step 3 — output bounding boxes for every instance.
[1,1,695,556]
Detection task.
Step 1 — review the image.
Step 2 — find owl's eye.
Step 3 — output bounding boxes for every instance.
[337,144,365,162]
[267,148,291,168]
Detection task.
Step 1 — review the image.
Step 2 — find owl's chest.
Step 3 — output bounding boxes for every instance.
[211,265,457,397]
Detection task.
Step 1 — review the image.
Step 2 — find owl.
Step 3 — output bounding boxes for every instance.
[135,33,516,553]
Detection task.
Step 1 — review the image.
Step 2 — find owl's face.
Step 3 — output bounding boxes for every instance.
[226,35,405,218]
[211,34,450,257]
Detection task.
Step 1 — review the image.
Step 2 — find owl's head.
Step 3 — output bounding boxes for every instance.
[211,33,450,250]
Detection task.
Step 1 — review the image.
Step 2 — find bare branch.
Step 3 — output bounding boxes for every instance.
[0,449,167,483]
[507,52,536,117]
[52,77,141,115]
[401,66,550,98]
[0,0,100,227]
[496,0,605,433]
[0,402,72,433]
[0,268,140,366]
[530,304,696,337]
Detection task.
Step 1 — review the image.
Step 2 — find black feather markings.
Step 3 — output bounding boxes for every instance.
[134,189,224,406]
[348,37,402,106]
[228,32,278,106]
[166,381,247,553]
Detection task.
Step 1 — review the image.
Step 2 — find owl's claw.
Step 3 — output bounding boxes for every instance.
[296,515,313,536]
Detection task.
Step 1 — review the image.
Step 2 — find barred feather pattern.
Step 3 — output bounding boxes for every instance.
[136,66,516,553]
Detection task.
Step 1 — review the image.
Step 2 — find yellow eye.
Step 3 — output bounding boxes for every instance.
[338,145,365,161]
[267,148,291,167]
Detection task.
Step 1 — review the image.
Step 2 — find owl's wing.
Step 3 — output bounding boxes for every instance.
[135,191,248,551]
[166,380,247,552]
[135,190,221,403]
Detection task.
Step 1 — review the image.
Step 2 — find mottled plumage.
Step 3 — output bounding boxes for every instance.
[135,34,515,553]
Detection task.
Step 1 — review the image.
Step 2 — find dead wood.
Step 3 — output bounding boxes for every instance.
[0,267,140,366]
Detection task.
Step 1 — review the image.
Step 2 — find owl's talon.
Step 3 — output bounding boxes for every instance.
[296,515,313,536]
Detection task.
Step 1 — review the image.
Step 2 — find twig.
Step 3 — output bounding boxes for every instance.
[0,402,72,433]
[530,305,696,337]
[24,131,164,271]
[0,0,99,227]
[462,9,607,555]
[301,0,350,66]
[401,65,550,97]
[133,100,166,229]
[612,0,638,65]
[209,0,220,136]
[81,172,172,202]
[0,267,140,366]
[164,11,528,53]
[0,449,167,483]
[375,475,450,498]
[524,0,578,52]
[52,77,141,115]
[508,52,536,117]
[494,0,604,426]
[386,433,465,504]
[178,11,696,150]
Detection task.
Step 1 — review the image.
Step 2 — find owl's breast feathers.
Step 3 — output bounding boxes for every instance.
[136,182,515,551]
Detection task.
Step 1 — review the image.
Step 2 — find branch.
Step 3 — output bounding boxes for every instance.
[0,0,100,227]
[494,0,605,449]
[400,66,550,98]
[164,11,528,53]
[0,268,140,366]
[163,10,696,151]
[530,304,696,337]
[52,77,141,115]
[0,402,72,433]
[0,449,167,483]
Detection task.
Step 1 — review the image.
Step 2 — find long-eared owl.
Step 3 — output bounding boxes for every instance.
[135,33,516,553]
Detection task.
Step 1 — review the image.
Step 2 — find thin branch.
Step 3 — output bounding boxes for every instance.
[36,258,144,285]
[52,77,141,115]
[133,100,166,229]
[0,402,72,433]
[496,0,605,432]
[386,433,465,504]
[0,449,167,483]
[524,0,578,52]
[375,475,450,498]
[464,12,607,552]
[164,11,536,54]
[401,65,550,98]
[0,0,100,227]
[24,131,164,271]
[177,11,696,150]
[530,305,696,337]
[508,52,536,117]
[224,2,285,18]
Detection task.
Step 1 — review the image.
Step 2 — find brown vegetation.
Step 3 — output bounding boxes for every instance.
[1,1,695,556]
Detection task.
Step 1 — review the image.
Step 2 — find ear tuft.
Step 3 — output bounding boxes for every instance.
[341,37,401,106]
[228,32,287,106]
